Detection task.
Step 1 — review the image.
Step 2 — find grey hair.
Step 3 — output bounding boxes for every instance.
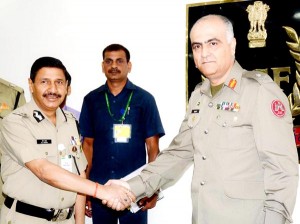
[191,14,234,43]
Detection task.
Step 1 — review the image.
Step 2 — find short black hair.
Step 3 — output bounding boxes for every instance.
[102,44,130,62]
[30,56,71,85]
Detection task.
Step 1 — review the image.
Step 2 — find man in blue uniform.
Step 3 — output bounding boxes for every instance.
[80,43,165,224]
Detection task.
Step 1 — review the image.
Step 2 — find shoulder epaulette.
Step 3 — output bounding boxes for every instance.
[194,82,203,90]
[63,110,77,120]
[0,78,25,94]
[12,112,29,118]
[242,70,273,84]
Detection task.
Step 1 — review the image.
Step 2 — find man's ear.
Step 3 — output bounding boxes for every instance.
[28,78,34,93]
[67,85,71,96]
[230,37,237,56]
[128,61,132,73]
[101,61,105,73]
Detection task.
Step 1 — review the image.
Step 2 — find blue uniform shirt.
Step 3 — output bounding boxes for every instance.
[79,80,165,184]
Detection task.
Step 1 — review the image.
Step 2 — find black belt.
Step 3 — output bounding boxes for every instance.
[4,196,74,221]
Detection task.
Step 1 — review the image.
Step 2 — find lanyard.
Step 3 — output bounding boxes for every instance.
[105,90,133,123]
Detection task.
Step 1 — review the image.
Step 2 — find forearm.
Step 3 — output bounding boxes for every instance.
[75,193,86,224]
[27,158,135,211]
[26,159,99,198]
[128,175,147,199]
[74,172,86,224]
[82,137,94,178]
[128,151,193,201]
[145,135,160,163]
[129,126,194,198]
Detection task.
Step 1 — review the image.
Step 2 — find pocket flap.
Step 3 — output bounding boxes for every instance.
[224,180,266,200]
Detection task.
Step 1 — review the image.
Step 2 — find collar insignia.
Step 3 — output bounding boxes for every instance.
[33,110,45,122]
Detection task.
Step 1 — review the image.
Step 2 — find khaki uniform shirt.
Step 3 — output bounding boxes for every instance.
[0,78,26,119]
[128,62,299,224]
[0,99,87,223]
[0,78,26,208]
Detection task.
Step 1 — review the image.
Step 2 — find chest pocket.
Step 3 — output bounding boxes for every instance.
[213,111,254,150]
[34,136,57,164]
[187,109,201,128]
[22,118,58,162]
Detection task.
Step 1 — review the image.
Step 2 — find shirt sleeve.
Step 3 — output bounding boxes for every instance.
[264,210,286,224]
[128,115,193,199]
[0,115,46,165]
[79,96,94,138]
[253,82,299,223]
[142,93,165,138]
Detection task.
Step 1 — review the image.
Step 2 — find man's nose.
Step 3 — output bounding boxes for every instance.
[111,60,118,68]
[48,82,58,92]
[201,45,211,58]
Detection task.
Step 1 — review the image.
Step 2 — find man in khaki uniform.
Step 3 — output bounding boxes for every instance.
[109,15,299,224]
[0,57,135,224]
[0,78,26,208]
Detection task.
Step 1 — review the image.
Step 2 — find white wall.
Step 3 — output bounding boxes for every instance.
[0,1,298,223]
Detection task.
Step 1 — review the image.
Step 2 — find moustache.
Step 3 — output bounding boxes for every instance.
[42,92,62,98]
[108,68,121,73]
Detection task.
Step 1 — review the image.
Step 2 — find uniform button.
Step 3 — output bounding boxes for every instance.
[61,197,64,201]
[111,171,115,174]
[200,181,205,186]
[204,129,209,134]
[208,102,213,107]
[202,156,207,160]
[222,122,227,127]
[45,152,48,155]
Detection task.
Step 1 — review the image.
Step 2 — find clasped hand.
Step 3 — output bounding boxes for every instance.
[100,179,136,211]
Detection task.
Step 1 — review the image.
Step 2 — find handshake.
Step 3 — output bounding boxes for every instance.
[101,179,134,211]
[85,179,161,217]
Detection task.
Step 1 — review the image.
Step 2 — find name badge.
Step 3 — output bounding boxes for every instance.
[61,155,73,172]
[37,139,52,144]
[191,109,200,114]
[113,124,131,143]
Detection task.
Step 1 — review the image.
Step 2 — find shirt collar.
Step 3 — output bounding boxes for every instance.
[28,99,67,124]
[98,79,136,93]
[199,61,246,96]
